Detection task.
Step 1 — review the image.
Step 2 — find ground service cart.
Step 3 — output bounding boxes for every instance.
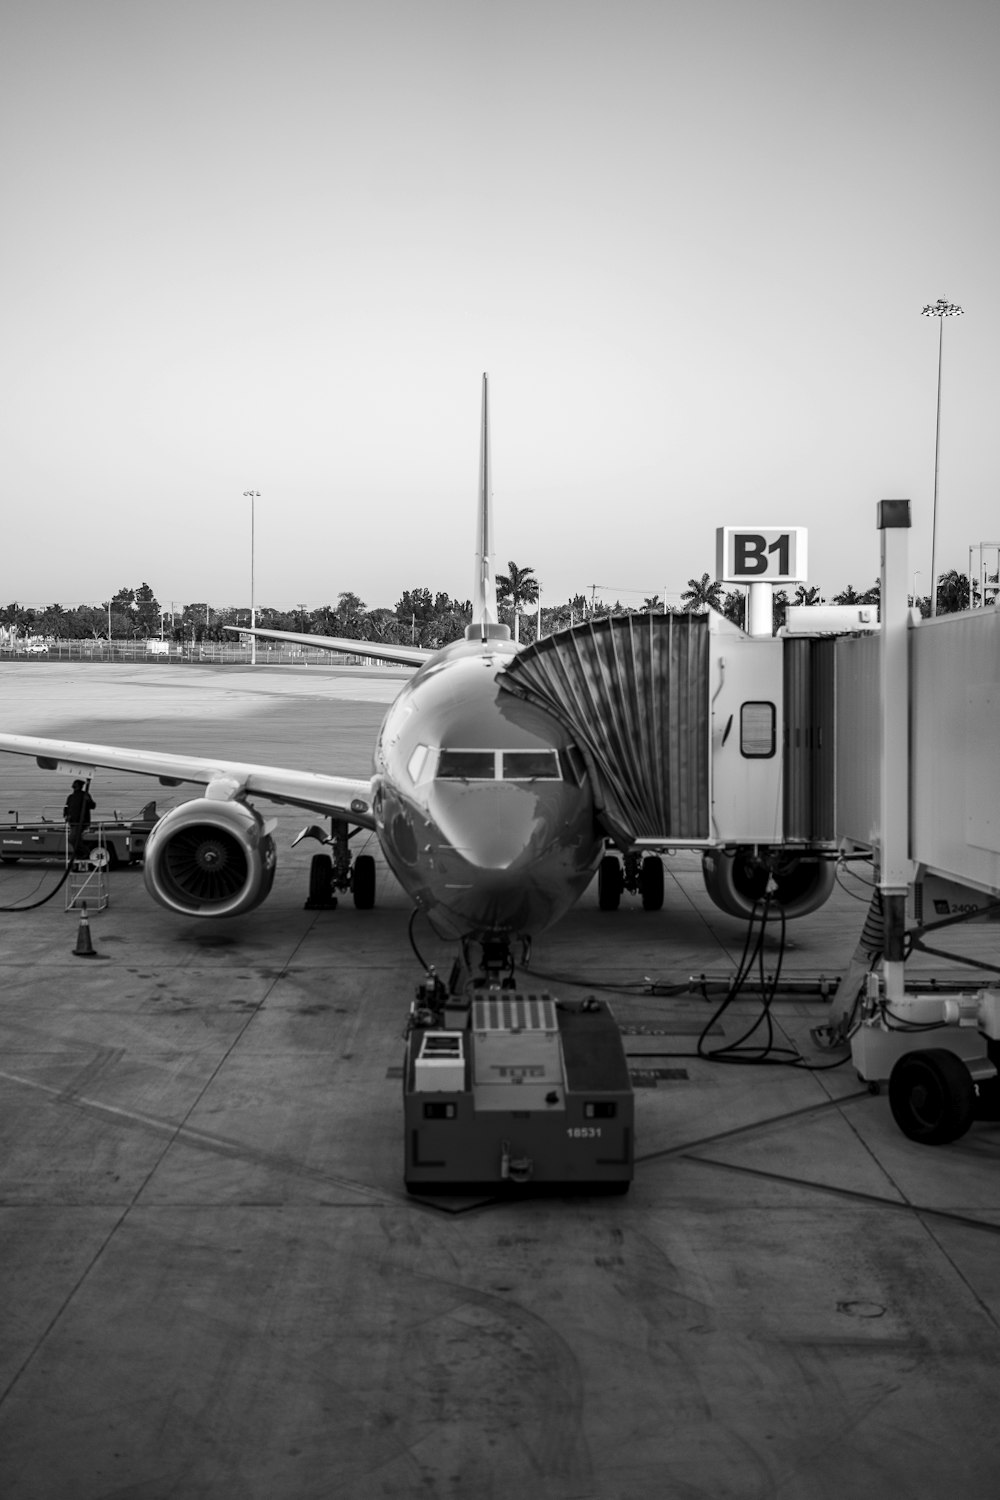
[403,985,634,1194]
[0,807,159,866]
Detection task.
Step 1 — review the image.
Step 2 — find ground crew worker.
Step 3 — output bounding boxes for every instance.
[64,779,95,856]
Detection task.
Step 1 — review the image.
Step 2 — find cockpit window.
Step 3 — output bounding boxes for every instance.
[501,750,561,780]
[407,744,432,784]
[436,749,496,780]
[434,748,564,781]
[559,745,586,786]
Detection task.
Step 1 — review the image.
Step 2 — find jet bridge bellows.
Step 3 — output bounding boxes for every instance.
[499,614,710,846]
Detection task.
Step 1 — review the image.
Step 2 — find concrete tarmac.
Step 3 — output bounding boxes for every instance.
[1,662,999,1499]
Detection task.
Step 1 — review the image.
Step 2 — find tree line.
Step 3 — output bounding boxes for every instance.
[1,563,989,648]
[645,568,984,628]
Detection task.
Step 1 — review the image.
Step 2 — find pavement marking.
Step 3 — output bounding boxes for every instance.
[688,1153,1000,1239]
[0,1066,401,1207]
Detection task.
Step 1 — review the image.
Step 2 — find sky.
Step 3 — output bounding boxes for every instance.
[2,0,998,615]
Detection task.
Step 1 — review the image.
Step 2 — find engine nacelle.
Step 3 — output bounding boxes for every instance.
[701,846,836,921]
[143,798,277,917]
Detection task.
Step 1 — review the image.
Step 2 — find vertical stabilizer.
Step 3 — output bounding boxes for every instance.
[468,373,509,641]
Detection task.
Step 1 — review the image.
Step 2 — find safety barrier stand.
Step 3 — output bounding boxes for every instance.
[66,830,110,912]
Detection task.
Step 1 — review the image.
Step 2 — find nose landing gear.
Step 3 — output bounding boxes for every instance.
[598,850,664,911]
[295,817,376,910]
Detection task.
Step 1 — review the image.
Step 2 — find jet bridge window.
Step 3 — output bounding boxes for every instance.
[501,750,561,780]
[740,701,776,758]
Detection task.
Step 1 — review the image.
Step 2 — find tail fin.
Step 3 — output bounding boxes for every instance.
[467,372,510,642]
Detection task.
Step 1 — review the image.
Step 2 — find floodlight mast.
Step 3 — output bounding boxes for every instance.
[921,298,963,618]
[243,489,260,663]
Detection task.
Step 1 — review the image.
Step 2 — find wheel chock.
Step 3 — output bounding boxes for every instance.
[73,903,99,958]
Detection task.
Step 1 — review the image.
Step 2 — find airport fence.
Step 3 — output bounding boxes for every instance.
[1,640,401,668]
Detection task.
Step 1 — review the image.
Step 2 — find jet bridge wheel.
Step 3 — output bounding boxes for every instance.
[640,855,664,911]
[598,856,622,911]
[352,853,376,909]
[888,1048,976,1145]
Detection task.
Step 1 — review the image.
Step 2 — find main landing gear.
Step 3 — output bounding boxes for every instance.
[294,818,376,910]
[598,850,664,911]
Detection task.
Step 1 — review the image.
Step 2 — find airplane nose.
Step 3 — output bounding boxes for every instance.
[428,783,552,871]
[398,776,601,938]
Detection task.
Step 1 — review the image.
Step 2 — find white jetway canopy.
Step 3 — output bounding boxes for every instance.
[498,613,714,847]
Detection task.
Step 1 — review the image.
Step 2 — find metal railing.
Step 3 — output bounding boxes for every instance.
[0,640,400,667]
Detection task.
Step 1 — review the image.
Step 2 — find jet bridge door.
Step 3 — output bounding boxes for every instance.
[498,613,710,847]
[708,635,784,843]
[782,637,836,843]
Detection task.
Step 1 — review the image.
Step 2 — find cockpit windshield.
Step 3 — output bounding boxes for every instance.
[502,750,560,780]
[436,749,496,780]
[434,748,562,782]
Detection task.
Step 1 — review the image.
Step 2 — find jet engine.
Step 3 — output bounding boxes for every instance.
[701,846,836,921]
[142,798,277,917]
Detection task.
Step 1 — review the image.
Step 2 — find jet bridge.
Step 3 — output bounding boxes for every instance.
[801,504,1000,1145]
[767,594,1000,897]
[499,611,838,918]
[498,612,713,848]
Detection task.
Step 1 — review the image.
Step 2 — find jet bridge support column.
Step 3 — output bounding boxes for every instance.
[877,499,911,1002]
[747,582,773,638]
[848,501,1000,1142]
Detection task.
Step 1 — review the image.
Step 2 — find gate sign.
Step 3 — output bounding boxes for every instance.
[716,526,808,584]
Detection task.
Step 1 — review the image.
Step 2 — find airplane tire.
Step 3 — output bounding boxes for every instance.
[598,856,622,911]
[640,855,664,911]
[888,1049,976,1145]
[308,853,336,908]
[352,853,376,909]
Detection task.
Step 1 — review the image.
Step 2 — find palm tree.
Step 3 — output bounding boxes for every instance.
[721,590,746,629]
[496,561,539,642]
[772,589,790,630]
[36,602,68,638]
[794,585,822,606]
[936,570,972,614]
[680,574,724,613]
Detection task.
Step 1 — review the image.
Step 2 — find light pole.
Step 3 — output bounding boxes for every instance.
[243,489,260,664]
[921,298,963,617]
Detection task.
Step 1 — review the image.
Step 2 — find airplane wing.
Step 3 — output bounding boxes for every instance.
[225,625,433,668]
[0,733,378,828]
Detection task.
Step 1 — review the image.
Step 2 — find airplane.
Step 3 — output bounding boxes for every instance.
[0,376,606,970]
[0,376,835,974]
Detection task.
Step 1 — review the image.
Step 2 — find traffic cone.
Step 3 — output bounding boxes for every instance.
[73,902,98,958]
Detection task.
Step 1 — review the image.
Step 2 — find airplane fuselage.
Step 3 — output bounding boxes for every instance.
[374,636,603,939]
